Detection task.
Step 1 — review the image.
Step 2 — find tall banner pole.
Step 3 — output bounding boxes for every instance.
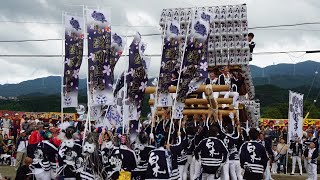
[83,5,90,141]
[122,27,128,135]
[286,90,291,175]
[150,17,167,138]
[60,11,65,123]
[85,5,92,133]
[167,9,193,143]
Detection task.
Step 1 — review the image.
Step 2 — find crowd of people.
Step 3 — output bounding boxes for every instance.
[0,110,319,180]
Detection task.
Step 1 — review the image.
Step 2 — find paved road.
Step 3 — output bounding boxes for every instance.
[1,165,319,179]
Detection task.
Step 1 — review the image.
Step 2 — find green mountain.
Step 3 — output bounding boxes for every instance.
[0,76,86,97]
[250,60,320,78]
[1,60,319,97]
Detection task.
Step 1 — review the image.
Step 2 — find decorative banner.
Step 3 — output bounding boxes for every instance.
[113,72,125,97]
[90,106,102,121]
[126,33,148,119]
[157,19,180,107]
[86,8,113,106]
[63,15,84,108]
[288,91,304,142]
[173,10,210,119]
[105,105,122,128]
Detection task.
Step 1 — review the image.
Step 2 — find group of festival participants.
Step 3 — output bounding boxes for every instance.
[8,107,318,180]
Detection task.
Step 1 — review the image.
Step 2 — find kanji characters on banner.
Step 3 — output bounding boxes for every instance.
[126,33,149,120]
[288,91,304,142]
[86,8,113,106]
[173,10,210,119]
[157,19,180,107]
[63,15,84,108]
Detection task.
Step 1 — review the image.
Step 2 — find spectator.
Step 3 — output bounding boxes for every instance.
[26,121,35,135]
[317,131,320,153]
[21,120,29,134]
[2,114,11,136]
[15,130,28,169]
[48,118,53,128]
[0,117,3,129]
[259,125,265,134]
[13,120,20,141]
[281,127,288,143]
[27,125,41,158]
[0,131,4,154]
[50,127,61,147]
[271,145,278,174]
[10,144,16,167]
[277,137,288,174]
[0,144,12,165]
[272,126,281,143]
[20,115,26,127]
[268,120,275,130]
[311,125,318,138]
[3,134,9,145]
[15,157,33,180]
[264,125,272,145]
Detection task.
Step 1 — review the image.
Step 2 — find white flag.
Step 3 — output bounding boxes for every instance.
[288,91,304,142]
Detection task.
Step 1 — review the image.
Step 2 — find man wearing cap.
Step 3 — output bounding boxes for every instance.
[302,129,318,174]
[16,130,28,169]
[2,114,12,136]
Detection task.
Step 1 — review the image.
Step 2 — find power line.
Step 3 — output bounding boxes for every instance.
[0,50,320,57]
[253,28,320,32]
[0,39,61,43]
[1,23,320,43]
[0,20,160,28]
[249,22,320,29]
[0,33,162,43]
[1,19,320,28]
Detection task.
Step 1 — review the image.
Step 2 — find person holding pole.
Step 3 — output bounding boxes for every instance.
[193,126,229,180]
[239,128,268,180]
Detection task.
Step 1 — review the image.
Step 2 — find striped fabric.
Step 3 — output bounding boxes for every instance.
[244,162,264,174]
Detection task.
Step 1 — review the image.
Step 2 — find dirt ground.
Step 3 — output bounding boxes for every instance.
[0,165,319,180]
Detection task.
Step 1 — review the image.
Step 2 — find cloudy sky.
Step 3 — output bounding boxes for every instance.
[0,0,320,84]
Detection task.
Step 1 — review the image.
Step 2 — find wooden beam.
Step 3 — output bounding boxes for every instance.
[145,85,229,94]
[149,98,233,105]
[156,109,237,116]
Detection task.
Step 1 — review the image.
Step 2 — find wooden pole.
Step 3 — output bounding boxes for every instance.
[145,85,229,94]
[156,109,237,116]
[148,98,233,106]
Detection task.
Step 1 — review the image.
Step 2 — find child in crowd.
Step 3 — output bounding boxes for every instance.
[271,145,278,174]
[10,144,16,166]
[0,145,11,165]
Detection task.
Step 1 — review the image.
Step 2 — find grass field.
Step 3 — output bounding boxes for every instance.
[0,165,319,180]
